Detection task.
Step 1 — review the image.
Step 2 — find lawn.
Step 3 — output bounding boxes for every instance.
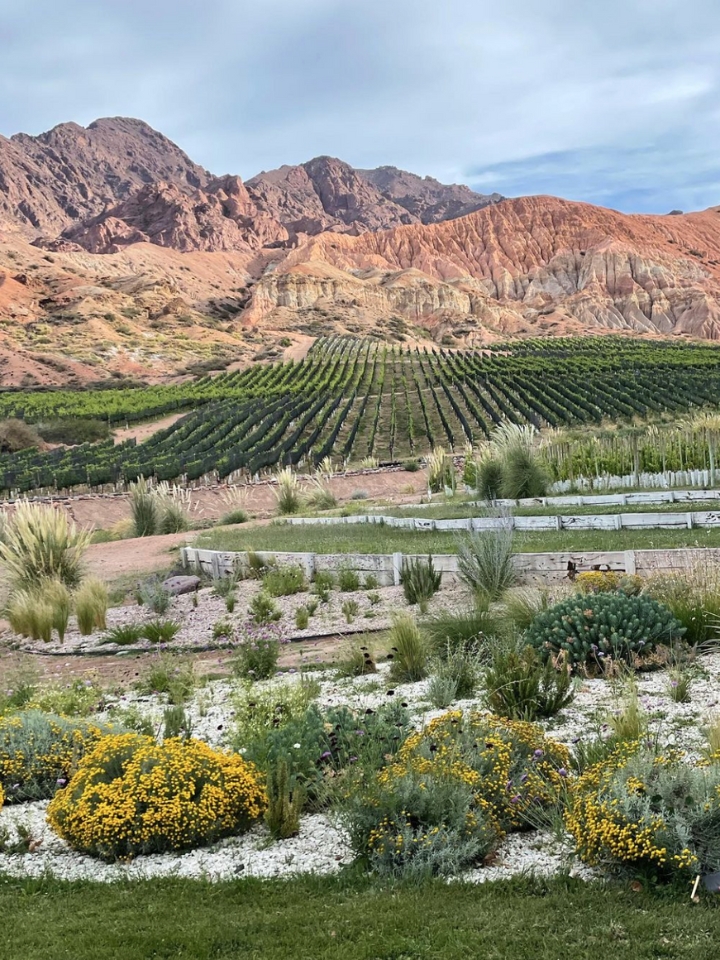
[2,873,718,960]
[335,499,720,521]
[197,522,720,556]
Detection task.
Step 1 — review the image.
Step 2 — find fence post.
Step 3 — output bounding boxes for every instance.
[392,552,404,586]
[624,550,636,575]
[686,513,694,530]
[210,553,221,580]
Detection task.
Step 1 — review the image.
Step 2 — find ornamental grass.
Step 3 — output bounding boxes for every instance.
[47,733,266,861]
[0,501,91,590]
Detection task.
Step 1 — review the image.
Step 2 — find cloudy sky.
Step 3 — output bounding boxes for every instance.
[1,0,719,213]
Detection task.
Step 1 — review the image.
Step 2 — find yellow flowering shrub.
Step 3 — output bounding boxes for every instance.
[345,711,570,877]
[47,733,266,861]
[575,572,643,595]
[566,742,720,878]
[0,710,111,803]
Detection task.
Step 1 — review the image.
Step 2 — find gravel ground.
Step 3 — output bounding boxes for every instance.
[5,581,469,656]
[3,634,719,884]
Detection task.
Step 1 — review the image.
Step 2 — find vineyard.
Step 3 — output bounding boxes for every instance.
[4,336,720,493]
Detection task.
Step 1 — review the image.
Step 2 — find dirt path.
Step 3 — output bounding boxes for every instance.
[112,413,185,445]
[85,531,193,580]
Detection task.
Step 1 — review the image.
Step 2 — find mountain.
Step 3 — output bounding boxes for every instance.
[2,116,720,388]
[0,118,208,234]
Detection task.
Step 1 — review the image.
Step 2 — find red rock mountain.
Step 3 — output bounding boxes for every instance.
[2,116,720,389]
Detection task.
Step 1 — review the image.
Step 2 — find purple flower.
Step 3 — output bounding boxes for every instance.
[56,778,67,786]
[510,795,521,804]
[320,751,332,760]
[558,768,568,778]
[534,749,544,758]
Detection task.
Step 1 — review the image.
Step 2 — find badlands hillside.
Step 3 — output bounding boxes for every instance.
[0,117,719,385]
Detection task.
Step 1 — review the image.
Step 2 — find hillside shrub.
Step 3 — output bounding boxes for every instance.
[47,734,266,861]
[526,592,685,670]
[566,743,720,880]
[36,419,108,446]
[0,710,111,803]
[262,564,307,597]
[0,419,42,453]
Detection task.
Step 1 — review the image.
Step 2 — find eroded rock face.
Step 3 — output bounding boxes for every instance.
[0,118,208,234]
[58,177,288,253]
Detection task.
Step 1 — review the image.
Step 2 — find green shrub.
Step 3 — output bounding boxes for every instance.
[74,578,108,635]
[47,734,266,861]
[427,646,481,709]
[36,419,108,446]
[403,459,420,473]
[135,653,196,704]
[366,590,381,606]
[230,622,286,680]
[129,478,158,537]
[644,567,720,646]
[265,758,305,840]
[335,641,377,677]
[0,501,90,589]
[425,598,501,658]
[295,606,310,630]
[456,526,517,602]
[501,587,552,632]
[476,458,504,500]
[401,555,441,610]
[263,564,307,597]
[157,499,189,535]
[567,744,720,880]
[0,418,43,453]
[526,591,685,670]
[225,593,236,613]
[337,567,361,592]
[0,710,112,803]
[100,623,145,646]
[389,611,429,683]
[45,579,72,643]
[31,678,104,719]
[363,573,379,590]
[484,639,575,721]
[220,509,248,526]
[342,599,359,623]
[427,447,454,494]
[305,481,337,512]
[137,578,172,614]
[7,588,54,642]
[500,444,549,499]
[162,705,193,741]
[212,572,239,598]
[142,619,181,644]
[230,679,319,749]
[249,591,282,625]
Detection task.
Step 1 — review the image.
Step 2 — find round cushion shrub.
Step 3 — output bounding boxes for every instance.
[47,733,267,861]
[345,711,570,877]
[525,591,685,670]
[566,743,720,879]
[0,710,112,803]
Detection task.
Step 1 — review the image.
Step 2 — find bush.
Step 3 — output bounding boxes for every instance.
[212,572,239,599]
[526,592,685,671]
[335,641,377,677]
[500,444,548,499]
[0,501,90,589]
[230,679,319,749]
[45,579,72,643]
[99,623,145,646]
[575,571,643,595]
[401,555,441,609]
[263,564,307,597]
[476,458,504,501]
[456,525,517,602]
[220,509,248,526]
[0,419,42,453]
[427,646,481,709]
[425,602,499,657]
[389,611,429,683]
[403,459,420,473]
[337,566,361,592]
[484,639,575,721]
[274,467,302,515]
[0,711,111,803]
[342,599,359,623]
[36,418,108,446]
[305,480,337,512]
[566,744,720,880]
[501,587,552,633]
[229,621,287,680]
[142,619,181,644]
[137,577,172,614]
[264,758,305,840]
[129,478,158,537]
[135,653,196,704]
[427,447,454,494]
[157,499,189,535]
[47,734,266,861]
[346,711,569,877]
[295,606,310,630]
[74,578,108,635]
[364,573,379,590]
[644,565,720,646]
[312,570,335,601]
[243,702,412,808]
[249,591,282,625]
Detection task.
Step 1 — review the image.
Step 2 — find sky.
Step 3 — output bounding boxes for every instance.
[1,0,719,213]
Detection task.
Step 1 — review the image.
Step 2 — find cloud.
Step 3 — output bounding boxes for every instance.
[0,0,719,212]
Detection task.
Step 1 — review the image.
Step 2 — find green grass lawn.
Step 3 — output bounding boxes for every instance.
[334,499,720,521]
[198,522,720,556]
[2,873,718,960]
